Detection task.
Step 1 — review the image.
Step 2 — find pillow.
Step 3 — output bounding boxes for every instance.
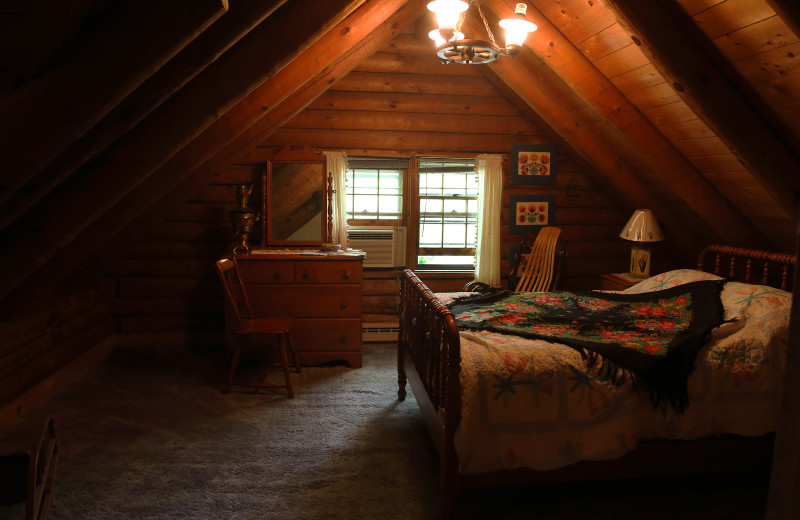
[622,269,723,294]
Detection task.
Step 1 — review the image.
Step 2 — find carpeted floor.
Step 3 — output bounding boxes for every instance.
[1,342,770,519]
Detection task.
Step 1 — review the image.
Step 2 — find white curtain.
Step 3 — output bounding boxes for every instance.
[323,151,348,247]
[475,154,503,286]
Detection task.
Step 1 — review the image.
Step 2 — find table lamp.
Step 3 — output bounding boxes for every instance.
[620,209,664,278]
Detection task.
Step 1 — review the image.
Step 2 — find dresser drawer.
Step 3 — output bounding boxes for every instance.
[247,284,362,317]
[292,318,361,351]
[236,260,295,284]
[294,260,362,284]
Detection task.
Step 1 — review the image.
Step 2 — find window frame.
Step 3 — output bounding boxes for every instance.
[414,157,478,272]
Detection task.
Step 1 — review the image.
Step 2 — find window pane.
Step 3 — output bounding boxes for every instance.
[353,195,377,215]
[443,199,466,215]
[416,158,477,270]
[346,164,404,220]
[419,198,443,214]
[419,224,442,247]
[443,224,467,247]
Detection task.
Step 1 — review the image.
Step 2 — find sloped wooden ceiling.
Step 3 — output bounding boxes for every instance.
[0,0,799,308]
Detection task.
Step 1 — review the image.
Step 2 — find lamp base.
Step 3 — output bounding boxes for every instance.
[629,243,652,278]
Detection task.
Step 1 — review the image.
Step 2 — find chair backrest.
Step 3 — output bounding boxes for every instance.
[216,258,252,328]
[513,226,563,292]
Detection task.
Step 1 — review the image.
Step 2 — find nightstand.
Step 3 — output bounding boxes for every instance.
[600,273,643,291]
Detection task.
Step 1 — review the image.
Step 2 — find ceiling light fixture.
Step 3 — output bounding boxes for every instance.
[428,1,537,65]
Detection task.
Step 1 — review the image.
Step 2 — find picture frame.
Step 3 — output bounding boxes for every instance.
[510,144,557,184]
[509,194,556,234]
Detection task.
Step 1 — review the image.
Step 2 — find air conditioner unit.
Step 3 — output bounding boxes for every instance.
[362,321,400,343]
[347,226,406,268]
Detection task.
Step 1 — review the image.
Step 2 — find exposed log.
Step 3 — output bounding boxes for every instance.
[262,128,537,152]
[765,0,800,40]
[0,0,229,207]
[0,0,287,231]
[92,0,427,253]
[287,108,537,135]
[314,90,521,116]
[0,0,365,303]
[602,0,800,218]
[483,0,772,249]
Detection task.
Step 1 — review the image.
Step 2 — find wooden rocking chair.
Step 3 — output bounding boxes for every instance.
[511,226,564,292]
[465,226,566,293]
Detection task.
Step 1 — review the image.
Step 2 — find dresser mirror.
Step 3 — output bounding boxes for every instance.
[262,148,329,247]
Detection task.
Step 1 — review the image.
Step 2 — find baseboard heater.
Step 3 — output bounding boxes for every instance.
[362,322,400,342]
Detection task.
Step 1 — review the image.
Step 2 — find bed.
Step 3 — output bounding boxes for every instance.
[397,245,795,514]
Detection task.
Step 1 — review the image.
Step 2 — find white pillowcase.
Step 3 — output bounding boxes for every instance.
[622,269,723,294]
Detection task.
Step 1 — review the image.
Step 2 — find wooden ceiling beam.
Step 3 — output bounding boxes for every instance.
[483,0,772,249]
[0,0,229,207]
[602,0,800,219]
[766,0,800,39]
[0,0,288,231]
[0,0,366,303]
[93,0,427,264]
[484,53,703,262]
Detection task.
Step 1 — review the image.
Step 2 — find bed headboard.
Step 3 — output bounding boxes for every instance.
[697,245,796,291]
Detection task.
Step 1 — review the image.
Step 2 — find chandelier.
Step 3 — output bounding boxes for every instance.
[427,1,537,65]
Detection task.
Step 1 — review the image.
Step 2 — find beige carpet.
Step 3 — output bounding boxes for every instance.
[1,342,769,519]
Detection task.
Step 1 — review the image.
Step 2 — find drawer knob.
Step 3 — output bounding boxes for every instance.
[340,299,349,309]
[273,270,282,279]
[340,334,348,343]
[343,270,351,279]
[303,270,311,280]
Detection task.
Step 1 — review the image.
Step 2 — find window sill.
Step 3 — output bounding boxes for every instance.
[412,270,474,278]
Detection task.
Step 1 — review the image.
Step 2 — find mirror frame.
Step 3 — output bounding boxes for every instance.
[261,147,331,247]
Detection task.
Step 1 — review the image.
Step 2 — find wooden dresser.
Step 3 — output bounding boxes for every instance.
[232,251,365,368]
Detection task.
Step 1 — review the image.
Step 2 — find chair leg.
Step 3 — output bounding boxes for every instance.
[223,336,244,394]
[278,333,294,398]
[287,332,301,373]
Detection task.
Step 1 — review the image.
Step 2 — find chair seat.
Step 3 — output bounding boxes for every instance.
[216,258,301,397]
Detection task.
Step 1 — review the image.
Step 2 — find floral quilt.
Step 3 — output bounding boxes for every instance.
[447,281,726,412]
[438,270,792,474]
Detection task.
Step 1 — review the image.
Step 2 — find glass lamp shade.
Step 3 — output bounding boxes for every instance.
[428,28,465,46]
[619,209,664,243]
[499,3,537,49]
[428,0,468,40]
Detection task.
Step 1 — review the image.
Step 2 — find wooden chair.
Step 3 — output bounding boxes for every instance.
[216,258,301,398]
[512,226,564,292]
[465,226,566,293]
[0,417,59,520]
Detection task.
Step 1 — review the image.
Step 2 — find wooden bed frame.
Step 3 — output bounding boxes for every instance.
[397,245,796,515]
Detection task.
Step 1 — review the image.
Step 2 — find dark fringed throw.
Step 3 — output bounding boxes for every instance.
[447,280,727,412]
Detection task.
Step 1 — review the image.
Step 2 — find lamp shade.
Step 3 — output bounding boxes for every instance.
[499,3,537,49]
[619,209,664,242]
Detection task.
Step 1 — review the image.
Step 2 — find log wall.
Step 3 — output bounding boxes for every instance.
[111,31,659,338]
[0,277,116,412]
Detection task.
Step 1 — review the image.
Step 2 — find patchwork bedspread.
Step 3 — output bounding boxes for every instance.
[438,270,792,474]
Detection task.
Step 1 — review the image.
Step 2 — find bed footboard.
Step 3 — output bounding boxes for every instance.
[398,269,462,508]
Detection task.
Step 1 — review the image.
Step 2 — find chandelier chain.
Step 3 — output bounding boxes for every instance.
[473,0,497,45]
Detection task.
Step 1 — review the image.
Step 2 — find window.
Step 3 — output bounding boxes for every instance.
[345,157,405,222]
[416,157,478,270]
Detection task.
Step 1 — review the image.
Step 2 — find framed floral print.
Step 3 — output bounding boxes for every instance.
[511,144,557,184]
[509,194,556,234]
